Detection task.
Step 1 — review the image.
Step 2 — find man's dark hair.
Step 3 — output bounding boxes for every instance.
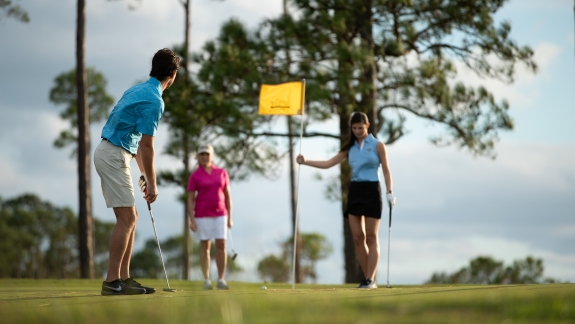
[149,48,181,81]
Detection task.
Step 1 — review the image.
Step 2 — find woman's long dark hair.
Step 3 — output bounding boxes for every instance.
[340,112,369,152]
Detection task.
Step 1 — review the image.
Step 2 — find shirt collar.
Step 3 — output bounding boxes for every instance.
[199,164,218,172]
[355,134,374,147]
[148,77,163,94]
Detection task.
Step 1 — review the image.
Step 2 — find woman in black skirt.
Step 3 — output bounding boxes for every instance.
[296,112,396,288]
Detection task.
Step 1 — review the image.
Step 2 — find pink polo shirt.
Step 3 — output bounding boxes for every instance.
[187,164,229,218]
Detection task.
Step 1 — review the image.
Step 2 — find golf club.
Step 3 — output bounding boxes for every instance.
[147,202,176,292]
[228,229,238,261]
[386,203,393,288]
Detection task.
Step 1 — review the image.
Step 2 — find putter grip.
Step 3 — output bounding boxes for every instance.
[147,201,151,210]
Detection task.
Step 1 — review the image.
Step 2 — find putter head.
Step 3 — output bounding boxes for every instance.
[386,284,392,288]
[163,288,176,292]
[231,252,238,261]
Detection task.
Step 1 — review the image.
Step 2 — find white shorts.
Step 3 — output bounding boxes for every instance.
[94,140,135,208]
[195,216,228,241]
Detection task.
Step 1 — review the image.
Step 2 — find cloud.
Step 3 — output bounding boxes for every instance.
[452,42,561,109]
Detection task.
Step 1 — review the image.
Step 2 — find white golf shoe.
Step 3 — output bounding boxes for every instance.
[217,279,230,290]
[203,279,213,290]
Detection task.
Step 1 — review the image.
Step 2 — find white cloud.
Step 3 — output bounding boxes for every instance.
[453,43,561,109]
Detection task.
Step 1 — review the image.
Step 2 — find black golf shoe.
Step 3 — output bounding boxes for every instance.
[101,279,146,296]
[357,278,368,288]
[123,277,156,294]
[359,278,377,289]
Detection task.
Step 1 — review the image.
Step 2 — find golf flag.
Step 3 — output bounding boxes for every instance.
[258,81,305,115]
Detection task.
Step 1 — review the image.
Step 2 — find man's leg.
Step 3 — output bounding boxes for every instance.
[120,209,137,280]
[118,208,156,294]
[106,206,138,282]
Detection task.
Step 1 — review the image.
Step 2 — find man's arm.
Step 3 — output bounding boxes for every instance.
[137,134,158,203]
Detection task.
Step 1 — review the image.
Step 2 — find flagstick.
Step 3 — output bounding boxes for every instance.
[291,79,305,289]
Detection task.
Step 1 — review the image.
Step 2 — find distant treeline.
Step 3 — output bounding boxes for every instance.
[0,194,113,278]
[426,256,563,285]
[0,193,241,279]
[1,194,565,284]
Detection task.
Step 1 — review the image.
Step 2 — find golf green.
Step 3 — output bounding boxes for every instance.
[0,279,573,323]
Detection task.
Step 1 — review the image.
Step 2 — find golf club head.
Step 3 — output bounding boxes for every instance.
[386,284,392,288]
[163,288,176,292]
[231,252,238,261]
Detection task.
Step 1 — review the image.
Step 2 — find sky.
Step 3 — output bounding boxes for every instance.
[0,0,573,285]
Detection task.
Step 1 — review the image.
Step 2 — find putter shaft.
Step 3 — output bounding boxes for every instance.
[386,205,392,288]
[148,202,175,292]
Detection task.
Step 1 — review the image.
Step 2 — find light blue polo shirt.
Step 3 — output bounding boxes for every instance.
[101,77,164,154]
[348,134,380,182]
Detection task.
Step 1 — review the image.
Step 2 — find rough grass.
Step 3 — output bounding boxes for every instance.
[0,279,573,323]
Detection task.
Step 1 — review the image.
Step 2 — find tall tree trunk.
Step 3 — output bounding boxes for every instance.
[338,67,364,283]
[183,137,190,280]
[336,8,365,283]
[283,0,302,284]
[182,0,192,280]
[76,0,94,279]
[340,117,362,283]
[341,0,377,284]
[287,116,303,283]
[359,1,377,133]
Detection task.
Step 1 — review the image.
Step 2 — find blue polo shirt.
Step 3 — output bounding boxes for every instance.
[101,77,164,154]
[348,134,380,182]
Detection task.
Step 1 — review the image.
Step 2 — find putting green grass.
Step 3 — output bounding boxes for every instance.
[0,279,573,323]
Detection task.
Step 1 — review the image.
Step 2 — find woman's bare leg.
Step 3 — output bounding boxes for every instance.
[364,217,381,281]
[200,240,211,280]
[215,239,227,280]
[348,214,368,278]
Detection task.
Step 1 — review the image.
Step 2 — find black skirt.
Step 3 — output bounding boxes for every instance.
[345,181,382,219]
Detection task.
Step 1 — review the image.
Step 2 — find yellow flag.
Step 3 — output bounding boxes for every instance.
[258,81,305,115]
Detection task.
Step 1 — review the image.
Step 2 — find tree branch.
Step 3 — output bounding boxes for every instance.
[249,131,340,139]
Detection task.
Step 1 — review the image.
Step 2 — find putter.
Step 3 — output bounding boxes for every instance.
[228,229,238,261]
[386,203,393,288]
[147,202,176,292]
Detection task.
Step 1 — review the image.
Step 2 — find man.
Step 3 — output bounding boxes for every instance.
[94,48,180,296]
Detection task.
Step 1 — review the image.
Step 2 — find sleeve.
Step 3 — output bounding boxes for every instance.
[187,172,197,192]
[223,169,230,187]
[135,98,163,136]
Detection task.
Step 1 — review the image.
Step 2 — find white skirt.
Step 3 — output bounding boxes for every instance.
[195,216,228,241]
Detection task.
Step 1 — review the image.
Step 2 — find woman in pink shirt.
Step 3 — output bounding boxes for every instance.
[187,144,233,290]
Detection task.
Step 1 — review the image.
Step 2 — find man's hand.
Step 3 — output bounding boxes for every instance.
[386,193,396,207]
[139,173,158,203]
[144,182,158,203]
[138,174,147,193]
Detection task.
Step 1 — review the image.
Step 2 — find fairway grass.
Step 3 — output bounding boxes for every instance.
[0,280,573,323]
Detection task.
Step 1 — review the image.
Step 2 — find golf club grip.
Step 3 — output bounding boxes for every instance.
[389,205,392,228]
[147,201,151,210]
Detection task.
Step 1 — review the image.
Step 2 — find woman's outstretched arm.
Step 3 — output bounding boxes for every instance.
[296,151,347,169]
